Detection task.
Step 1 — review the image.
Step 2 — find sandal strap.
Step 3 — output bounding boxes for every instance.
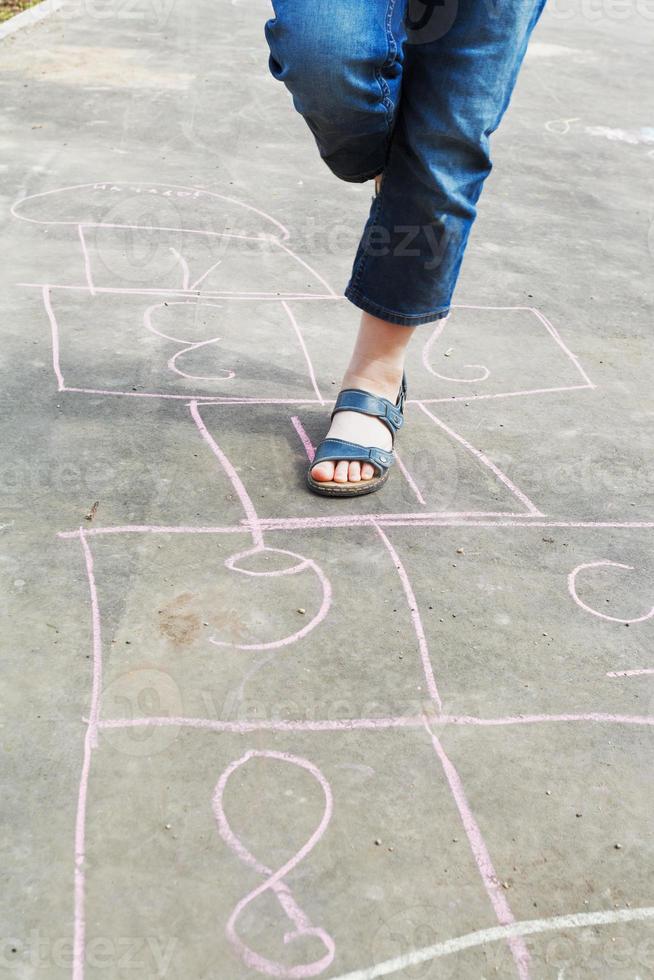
[312,438,395,476]
[332,386,405,437]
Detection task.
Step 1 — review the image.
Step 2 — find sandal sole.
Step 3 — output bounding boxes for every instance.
[306,470,389,498]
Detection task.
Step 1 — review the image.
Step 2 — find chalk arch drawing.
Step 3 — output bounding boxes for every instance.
[12,180,339,299]
[213,749,335,978]
[143,301,236,382]
[568,560,654,624]
[10,180,292,239]
[422,316,490,383]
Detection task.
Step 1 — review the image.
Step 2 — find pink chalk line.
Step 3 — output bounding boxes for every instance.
[43,286,65,390]
[275,237,339,300]
[210,544,332,652]
[170,247,225,293]
[143,301,236,382]
[190,399,264,547]
[529,307,595,389]
[95,713,654,734]
[568,561,654,624]
[417,403,543,516]
[373,518,528,977]
[426,725,530,978]
[373,523,442,710]
[422,317,490,384]
[72,530,104,980]
[23,281,338,301]
[451,304,594,391]
[252,515,654,533]
[282,303,324,404]
[291,416,315,462]
[394,451,427,506]
[190,401,333,653]
[416,384,594,404]
[56,517,654,541]
[213,750,335,977]
[420,304,593,399]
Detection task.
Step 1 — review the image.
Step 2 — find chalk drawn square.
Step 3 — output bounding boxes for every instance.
[80,728,516,979]
[192,401,543,521]
[82,527,431,726]
[292,301,594,404]
[387,524,654,718]
[42,289,325,401]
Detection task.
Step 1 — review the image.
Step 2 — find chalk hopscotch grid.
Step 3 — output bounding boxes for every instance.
[13,183,594,406]
[15,182,650,978]
[64,441,654,980]
[66,517,654,980]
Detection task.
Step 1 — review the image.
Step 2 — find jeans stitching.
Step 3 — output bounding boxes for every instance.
[352,0,398,293]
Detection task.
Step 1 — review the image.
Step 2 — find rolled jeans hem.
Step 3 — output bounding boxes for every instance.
[329,165,384,185]
[344,285,450,327]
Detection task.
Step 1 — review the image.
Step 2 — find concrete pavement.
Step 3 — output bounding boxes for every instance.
[1,1,653,978]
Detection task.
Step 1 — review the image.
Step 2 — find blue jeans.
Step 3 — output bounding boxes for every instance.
[265,0,546,326]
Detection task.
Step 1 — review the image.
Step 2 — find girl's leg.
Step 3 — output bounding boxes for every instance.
[267,0,547,485]
[265,0,407,183]
[311,0,547,484]
[345,0,548,326]
[311,313,412,484]
[266,0,412,485]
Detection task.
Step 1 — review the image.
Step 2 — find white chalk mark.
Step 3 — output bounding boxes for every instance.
[42,286,65,390]
[170,248,191,291]
[545,117,580,135]
[607,668,654,678]
[77,226,96,296]
[586,125,654,147]
[189,257,223,292]
[331,906,654,980]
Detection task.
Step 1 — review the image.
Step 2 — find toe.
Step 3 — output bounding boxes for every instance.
[348,461,362,483]
[361,463,375,481]
[333,460,350,484]
[311,461,335,482]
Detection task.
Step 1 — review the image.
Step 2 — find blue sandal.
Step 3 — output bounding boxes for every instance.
[307,374,407,498]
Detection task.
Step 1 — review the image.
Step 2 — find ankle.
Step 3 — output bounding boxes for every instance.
[342,360,404,401]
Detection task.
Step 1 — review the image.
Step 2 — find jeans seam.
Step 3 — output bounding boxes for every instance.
[353,0,398,292]
[349,189,384,295]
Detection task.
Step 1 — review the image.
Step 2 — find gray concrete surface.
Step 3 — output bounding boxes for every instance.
[1,1,653,978]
